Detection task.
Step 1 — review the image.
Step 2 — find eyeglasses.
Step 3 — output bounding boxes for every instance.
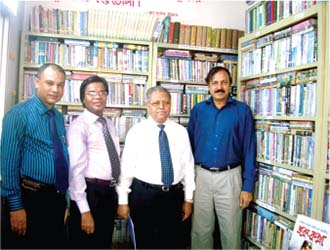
[86,90,108,97]
[149,100,171,107]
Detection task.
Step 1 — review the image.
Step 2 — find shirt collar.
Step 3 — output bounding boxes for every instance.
[82,109,104,125]
[206,96,235,108]
[147,116,170,127]
[32,96,54,115]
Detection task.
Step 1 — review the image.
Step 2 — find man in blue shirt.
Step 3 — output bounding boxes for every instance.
[188,66,257,249]
[1,63,69,249]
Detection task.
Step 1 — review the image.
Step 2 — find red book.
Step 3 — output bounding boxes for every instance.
[167,22,175,43]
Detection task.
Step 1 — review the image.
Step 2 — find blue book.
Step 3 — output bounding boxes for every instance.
[128,215,136,250]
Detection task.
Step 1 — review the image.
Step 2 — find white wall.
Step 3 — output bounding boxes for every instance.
[0,2,23,132]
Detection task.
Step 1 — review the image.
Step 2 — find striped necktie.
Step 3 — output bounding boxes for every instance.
[47,110,68,193]
[98,117,121,182]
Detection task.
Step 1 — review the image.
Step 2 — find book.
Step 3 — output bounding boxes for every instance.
[184,24,191,45]
[231,29,239,49]
[190,25,197,46]
[289,214,330,250]
[219,28,227,48]
[161,16,171,43]
[167,22,175,43]
[179,24,186,45]
[173,22,181,44]
[225,28,233,49]
[195,25,203,46]
[128,215,136,250]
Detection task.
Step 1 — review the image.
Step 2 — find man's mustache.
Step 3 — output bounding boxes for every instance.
[215,89,225,93]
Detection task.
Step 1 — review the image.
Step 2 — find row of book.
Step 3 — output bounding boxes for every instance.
[256,120,315,170]
[24,38,150,73]
[29,5,158,41]
[65,108,146,142]
[23,70,147,106]
[246,0,319,34]
[241,69,317,117]
[243,204,294,249]
[256,163,313,217]
[154,16,244,50]
[29,4,243,48]
[160,83,209,115]
[241,18,317,77]
[156,53,237,84]
[23,69,211,116]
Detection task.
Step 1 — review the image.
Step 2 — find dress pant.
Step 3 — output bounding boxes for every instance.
[1,184,67,249]
[68,181,117,249]
[129,178,185,249]
[191,166,242,250]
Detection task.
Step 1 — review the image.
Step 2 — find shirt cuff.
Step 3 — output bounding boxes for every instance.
[118,192,128,205]
[242,179,255,193]
[184,188,194,201]
[75,199,90,214]
[8,196,24,211]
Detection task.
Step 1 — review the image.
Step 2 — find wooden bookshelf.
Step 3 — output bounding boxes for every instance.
[320,2,330,224]
[238,2,330,248]
[18,33,152,143]
[152,42,238,123]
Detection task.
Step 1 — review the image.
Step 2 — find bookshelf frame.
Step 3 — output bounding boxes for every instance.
[238,2,329,248]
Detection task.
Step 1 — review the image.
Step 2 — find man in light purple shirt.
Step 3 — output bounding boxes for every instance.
[66,75,120,249]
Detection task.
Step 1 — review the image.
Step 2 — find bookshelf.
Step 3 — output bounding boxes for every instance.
[321,2,330,225]
[152,42,238,125]
[238,2,329,248]
[18,31,152,142]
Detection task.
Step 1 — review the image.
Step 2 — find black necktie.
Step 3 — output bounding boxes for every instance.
[98,117,121,182]
[47,110,68,193]
[158,124,174,188]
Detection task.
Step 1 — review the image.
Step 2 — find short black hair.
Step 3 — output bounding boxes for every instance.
[80,75,109,106]
[36,63,66,79]
[145,86,171,104]
[205,66,232,84]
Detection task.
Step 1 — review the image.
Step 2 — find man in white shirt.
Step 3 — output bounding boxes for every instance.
[117,86,195,249]
[66,75,120,249]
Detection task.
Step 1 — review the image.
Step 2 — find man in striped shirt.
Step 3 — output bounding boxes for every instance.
[1,63,69,249]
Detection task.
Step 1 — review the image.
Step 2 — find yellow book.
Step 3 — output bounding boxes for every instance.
[220,28,227,48]
[190,25,197,46]
[226,28,233,49]
[195,25,203,46]
[184,24,191,45]
[206,26,212,47]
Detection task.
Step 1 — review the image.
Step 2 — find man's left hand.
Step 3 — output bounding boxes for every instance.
[239,191,253,209]
[181,201,192,221]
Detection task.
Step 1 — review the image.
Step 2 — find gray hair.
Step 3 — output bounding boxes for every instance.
[145,86,171,103]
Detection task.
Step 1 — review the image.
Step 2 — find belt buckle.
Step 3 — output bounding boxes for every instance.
[210,167,219,172]
[161,186,170,192]
[109,180,117,187]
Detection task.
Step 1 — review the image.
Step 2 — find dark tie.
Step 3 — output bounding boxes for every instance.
[47,110,68,193]
[98,117,121,182]
[158,124,174,188]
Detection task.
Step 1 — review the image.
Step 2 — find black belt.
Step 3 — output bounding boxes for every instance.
[198,163,240,172]
[21,177,57,192]
[134,178,183,192]
[85,177,117,187]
